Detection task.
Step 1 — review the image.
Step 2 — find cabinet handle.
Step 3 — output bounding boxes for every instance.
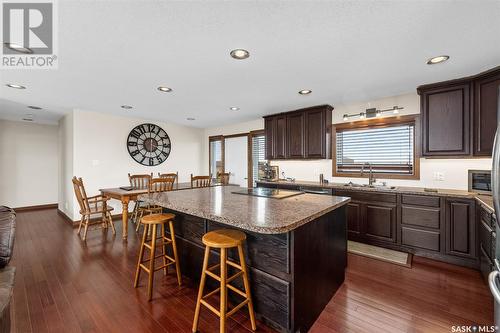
[488,270,500,304]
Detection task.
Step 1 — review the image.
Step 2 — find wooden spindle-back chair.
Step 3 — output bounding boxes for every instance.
[136,177,176,232]
[72,176,116,241]
[191,174,212,188]
[158,172,178,189]
[217,172,230,185]
[129,173,153,224]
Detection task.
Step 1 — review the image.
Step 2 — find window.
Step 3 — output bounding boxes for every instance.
[209,136,224,177]
[251,133,266,186]
[333,116,419,179]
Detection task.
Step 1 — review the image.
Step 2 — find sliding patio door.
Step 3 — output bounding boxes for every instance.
[224,136,248,187]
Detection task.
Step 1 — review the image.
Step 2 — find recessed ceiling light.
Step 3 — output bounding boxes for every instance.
[3,42,33,54]
[27,106,42,110]
[22,114,34,121]
[427,55,450,65]
[187,117,195,121]
[157,86,172,92]
[229,107,240,111]
[6,83,26,89]
[298,89,312,95]
[230,49,250,60]
[121,105,133,109]
[22,118,33,122]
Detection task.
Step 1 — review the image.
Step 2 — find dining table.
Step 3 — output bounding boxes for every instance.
[100,182,228,240]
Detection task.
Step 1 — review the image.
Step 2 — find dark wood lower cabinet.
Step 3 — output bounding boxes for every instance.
[445,198,476,259]
[335,189,478,269]
[364,203,397,244]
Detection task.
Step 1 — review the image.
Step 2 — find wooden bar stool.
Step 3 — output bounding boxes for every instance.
[134,213,181,301]
[192,229,256,333]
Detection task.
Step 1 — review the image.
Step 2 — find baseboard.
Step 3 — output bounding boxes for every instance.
[14,203,58,211]
[57,209,122,228]
[57,209,78,226]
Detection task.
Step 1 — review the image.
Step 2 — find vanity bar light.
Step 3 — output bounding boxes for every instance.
[342,106,404,121]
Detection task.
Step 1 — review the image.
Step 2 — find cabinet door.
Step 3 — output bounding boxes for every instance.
[275,116,287,159]
[264,117,275,160]
[286,112,305,158]
[364,203,397,244]
[346,202,362,238]
[305,109,325,158]
[445,199,476,258]
[421,83,471,156]
[474,73,500,156]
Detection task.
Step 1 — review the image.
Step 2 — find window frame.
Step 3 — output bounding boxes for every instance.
[332,115,420,180]
[209,135,224,178]
[248,130,265,188]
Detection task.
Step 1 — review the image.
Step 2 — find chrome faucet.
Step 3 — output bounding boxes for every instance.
[361,163,376,186]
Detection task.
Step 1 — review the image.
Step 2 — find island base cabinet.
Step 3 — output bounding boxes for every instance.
[163,207,348,333]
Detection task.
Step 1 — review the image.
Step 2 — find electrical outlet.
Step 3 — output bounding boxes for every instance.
[433,172,444,181]
[92,159,100,166]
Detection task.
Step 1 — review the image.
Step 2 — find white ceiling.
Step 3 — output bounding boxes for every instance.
[0,0,499,127]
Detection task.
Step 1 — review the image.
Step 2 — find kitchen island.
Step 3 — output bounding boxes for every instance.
[140,186,350,332]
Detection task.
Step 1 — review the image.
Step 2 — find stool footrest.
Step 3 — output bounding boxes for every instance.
[227,299,249,317]
[226,260,242,270]
[153,262,175,272]
[200,299,221,317]
[143,241,172,250]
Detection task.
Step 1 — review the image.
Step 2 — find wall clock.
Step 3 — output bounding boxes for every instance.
[127,123,171,166]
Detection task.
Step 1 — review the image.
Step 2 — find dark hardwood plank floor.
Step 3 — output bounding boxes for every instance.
[10,209,493,333]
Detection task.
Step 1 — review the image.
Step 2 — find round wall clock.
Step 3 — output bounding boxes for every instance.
[127,123,171,166]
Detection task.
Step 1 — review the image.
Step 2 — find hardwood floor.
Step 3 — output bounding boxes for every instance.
[10,209,493,333]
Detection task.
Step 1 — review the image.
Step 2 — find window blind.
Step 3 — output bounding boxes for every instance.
[336,123,414,175]
[252,135,266,185]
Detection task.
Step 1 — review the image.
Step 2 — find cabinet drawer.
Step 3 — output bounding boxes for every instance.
[479,219,493,258]
[401,195,440,207]
[401,206,440,229]
[335,190,396,203]
[402,226,440,251]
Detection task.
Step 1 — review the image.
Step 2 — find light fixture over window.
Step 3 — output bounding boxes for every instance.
[342,106,404,122]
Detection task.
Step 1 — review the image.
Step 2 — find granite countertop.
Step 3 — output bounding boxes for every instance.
[139,186,350,234]
[256,180,477,198]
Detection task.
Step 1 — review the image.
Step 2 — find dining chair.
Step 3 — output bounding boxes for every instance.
[72,176,116,241]
[217,172,230,185]
[158,172,178,189]
[129,173,152,224]
[191,174,212,188]
[136,177,176,232]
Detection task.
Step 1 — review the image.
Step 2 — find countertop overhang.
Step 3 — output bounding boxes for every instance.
[139,186,350,234]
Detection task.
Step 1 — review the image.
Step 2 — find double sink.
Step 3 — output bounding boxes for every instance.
[343,181,397,191]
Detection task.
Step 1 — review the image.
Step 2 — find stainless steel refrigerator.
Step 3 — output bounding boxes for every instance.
[489,86,500,326]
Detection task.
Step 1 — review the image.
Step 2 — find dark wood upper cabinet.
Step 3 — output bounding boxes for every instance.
[420,83,471,157]
[418,66,500,158]
[264,117,275,160]
[474,70,500,156]
[287,112,305,158]
[305,108,332,158]
[275,115,287,159]
[264,105,333,160]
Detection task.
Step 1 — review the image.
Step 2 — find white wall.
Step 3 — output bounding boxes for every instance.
[0,120,59,208]
[62,110,204,220]
[203,93,492,190]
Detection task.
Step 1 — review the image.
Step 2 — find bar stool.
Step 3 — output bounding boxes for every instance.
[134,213,181,301]
[192,229,256,333]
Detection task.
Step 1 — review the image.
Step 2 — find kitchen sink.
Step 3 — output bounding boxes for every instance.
[343,182,397,190]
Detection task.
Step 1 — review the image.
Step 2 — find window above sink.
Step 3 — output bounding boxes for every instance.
[333,115,420,180]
